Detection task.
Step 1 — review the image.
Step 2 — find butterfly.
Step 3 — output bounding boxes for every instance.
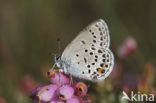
[55,19,114,82]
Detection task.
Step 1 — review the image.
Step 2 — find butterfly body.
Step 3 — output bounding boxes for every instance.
[55,19,114,82]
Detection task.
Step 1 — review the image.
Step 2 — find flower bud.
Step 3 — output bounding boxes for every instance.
[37,84,58,102]
[57,85,74,100]
[30,86,43,99]
[73,82,88,97]
[47,70,70,86]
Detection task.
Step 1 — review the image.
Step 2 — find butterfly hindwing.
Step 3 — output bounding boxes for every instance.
[60,19,114,81]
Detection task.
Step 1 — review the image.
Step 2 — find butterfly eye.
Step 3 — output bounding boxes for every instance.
[56,56,61,60]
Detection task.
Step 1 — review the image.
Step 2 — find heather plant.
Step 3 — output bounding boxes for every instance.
[30,70,90,103]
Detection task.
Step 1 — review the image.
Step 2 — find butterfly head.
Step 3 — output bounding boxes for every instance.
[54,54,61,67]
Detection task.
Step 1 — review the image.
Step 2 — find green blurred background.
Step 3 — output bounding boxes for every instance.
[0,0,156,103]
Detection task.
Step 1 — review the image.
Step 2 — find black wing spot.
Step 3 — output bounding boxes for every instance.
[91,44,94,46]
[105,64,108,68]
[76,54,79,57]
[100,37,103,41]
[84,58,87,63]
[88,69,91,73]
[92,63,95,65]
[103,59,105,62]
[99,28,101,31]
[100,32,103,35]
[107,54,109,57]
[93,40,96,43]
[78,62,80,64]
[95,59,97,62]
[96,68,99,71]
[90,52,93,55]
[87,65,90,68]
[81,40,86,44]
[91,47,96,50]
[95,24,98,27]
[89,29,92,32]
[100,42,103,46]
[107,59,109,62]
[100,63,104,67]
[102,54,105,58]
[104,36,106,39]
[92,32,94,35]
[82,71,84,74]
[98,50,103,53]
[95,55,98,58]
[85,49,88,53]
[93,36,96,38]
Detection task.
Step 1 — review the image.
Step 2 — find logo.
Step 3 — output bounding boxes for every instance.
[121,91,155,102]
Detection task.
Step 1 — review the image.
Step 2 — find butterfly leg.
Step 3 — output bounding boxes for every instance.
[50,63,56,70]
[70,74,73,85]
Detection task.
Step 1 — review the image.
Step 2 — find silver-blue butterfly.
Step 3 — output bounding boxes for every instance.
[55,19,114,82]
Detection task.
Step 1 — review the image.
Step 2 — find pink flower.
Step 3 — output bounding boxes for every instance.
[81,100,90,103]
[57,85,74,100]
[30,86,43,99]
[118,37,137,58]
[66,96,80,103]
[50,101,64,103]
[31,70,90,103]
[73,82,88,97]
[37,84,58,102]
[49,98,64,103]
[47,70,70,86]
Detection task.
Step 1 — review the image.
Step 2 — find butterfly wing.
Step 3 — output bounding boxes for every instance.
[60,19,114,82]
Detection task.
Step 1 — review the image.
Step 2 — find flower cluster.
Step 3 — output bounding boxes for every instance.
[30,70,90,103]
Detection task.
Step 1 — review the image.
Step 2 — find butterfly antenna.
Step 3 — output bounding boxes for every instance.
[57,38,61,55]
